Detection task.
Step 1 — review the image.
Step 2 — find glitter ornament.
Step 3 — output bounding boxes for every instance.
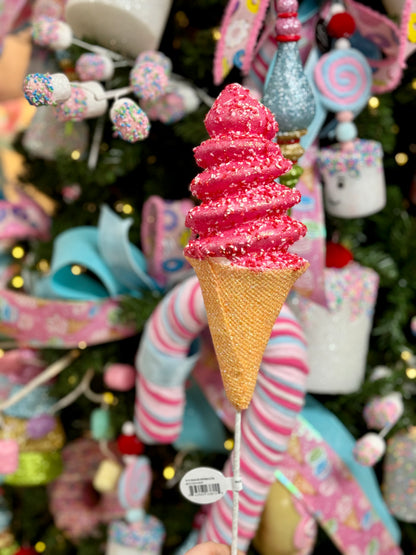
[26,413,56,439]
[23,72,71,106]
[75,53,115,81]
[104,363,136,391]
[262,0,315,164]
[110,98,150,143]
[353,432,386,466]
[184,83,308,410]
[130,62,169,101]
[55,81,108,122]
[32,16,73,50]
[383,428,416,522]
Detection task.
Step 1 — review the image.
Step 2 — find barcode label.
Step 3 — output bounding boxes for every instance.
[189,483,221,496]
[180,467,231,505]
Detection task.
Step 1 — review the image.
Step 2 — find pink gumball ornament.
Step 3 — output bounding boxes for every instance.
[104,363,136,391]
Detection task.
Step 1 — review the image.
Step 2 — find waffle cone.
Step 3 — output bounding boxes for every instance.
[186,257,308,409]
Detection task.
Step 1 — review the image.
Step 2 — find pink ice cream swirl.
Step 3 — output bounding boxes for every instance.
[184,83,307,270]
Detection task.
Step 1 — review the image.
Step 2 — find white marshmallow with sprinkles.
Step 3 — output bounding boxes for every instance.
[23,72,71,106]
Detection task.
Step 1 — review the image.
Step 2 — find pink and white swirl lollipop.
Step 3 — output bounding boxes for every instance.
[314,48,372,113]
[117,456,152,515]
[110,98,150,143]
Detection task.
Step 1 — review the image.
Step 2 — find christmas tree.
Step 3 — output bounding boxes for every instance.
[0,0,415,554]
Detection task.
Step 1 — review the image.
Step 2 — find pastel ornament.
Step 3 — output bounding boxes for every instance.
[135,275,309,551]
[91,407,112,440]
[32,16,73,50]
[135,51,172,75]
[105,456,165,554]
[130,62,169,101]
[76,53,115,82]
[383,428,416,522]
[104,363,136,392]
[289,262,379,394]
[140,77,200,124]
[110,98,150,143]
[55,82,108,122]
[65,0,173,58]
[93,458,123,493]
[317,139,386,218]
[353,432,385,466]
[48,438,124,540]
[23,72,71,106]
[0,440,19,474]
[363,392,404,431]
[253,480,317,555]
[26,413,56,439]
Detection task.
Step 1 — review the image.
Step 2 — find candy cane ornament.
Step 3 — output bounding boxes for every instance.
[135,275,309,552]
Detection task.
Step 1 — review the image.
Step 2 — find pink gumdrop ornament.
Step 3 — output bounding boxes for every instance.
[104,363,136,391]
[0,439,19,474]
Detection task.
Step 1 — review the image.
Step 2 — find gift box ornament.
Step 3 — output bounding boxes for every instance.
[317,139,386,218]
[289,261,379,394]
[383,428,416,522]
[65,0,173,58]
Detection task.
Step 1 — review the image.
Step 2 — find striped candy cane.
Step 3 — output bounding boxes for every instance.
[135,275,308,551]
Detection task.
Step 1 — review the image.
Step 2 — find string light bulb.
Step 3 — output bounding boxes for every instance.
[11,275,24,289]
[224,438,234,451]
[368,96,380,109]
[163,465,175,480]
[11,246,25,259]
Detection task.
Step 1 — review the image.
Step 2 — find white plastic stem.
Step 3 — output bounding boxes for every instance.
[50,368,95,413]
[231,409,242,555]
[87,114,105,170]
[0,350,79,412]
[71,37,129,62]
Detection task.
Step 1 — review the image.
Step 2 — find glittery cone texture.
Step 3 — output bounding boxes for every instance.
[187,256,308,409]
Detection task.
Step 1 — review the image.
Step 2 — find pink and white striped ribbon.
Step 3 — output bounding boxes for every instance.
[135,275,308,551]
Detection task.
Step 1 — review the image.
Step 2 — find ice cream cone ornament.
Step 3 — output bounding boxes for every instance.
[185,83,308,411]
[183,83,308,554]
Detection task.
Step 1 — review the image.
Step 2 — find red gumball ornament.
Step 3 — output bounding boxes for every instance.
[327,12,356,39]
[326,241,354,268]
[117,422,144,456]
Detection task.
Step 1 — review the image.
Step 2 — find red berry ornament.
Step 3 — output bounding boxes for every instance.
[327,12,356,39]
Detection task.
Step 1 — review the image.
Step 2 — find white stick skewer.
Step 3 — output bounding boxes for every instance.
[231,409,243,555]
